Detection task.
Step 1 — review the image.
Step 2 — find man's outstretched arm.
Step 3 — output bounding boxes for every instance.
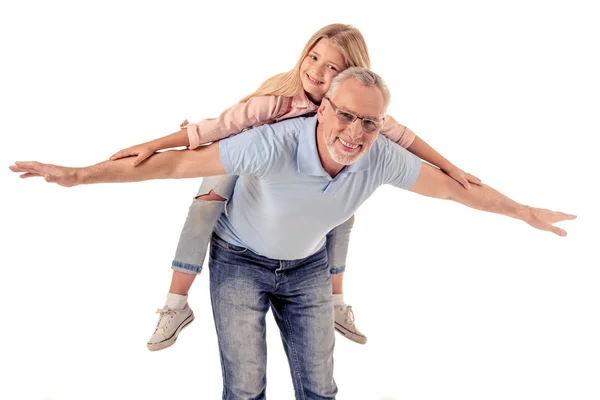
[9,142,225,187]
[408,162,576,236]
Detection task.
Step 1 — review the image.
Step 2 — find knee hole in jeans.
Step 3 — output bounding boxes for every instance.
[195,190,226,202]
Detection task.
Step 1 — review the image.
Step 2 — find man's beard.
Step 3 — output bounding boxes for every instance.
[325,137,365,166]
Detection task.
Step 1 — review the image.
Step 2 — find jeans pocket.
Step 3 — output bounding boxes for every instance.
[212,234,248,254]
[225,242,248,254]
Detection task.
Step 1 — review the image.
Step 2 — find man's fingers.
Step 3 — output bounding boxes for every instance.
[9,165,24,173]
[13,161,43,172]
[533,208,577,223]
[15,161,40,167]
[549,225,567,237]
[544,210,577,223]
[556,211,577,220]
[10,164,39,173]
[9,163,42,178]
[553,213,577,222]
[19,172,41,179]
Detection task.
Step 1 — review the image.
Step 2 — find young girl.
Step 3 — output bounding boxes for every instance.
[110,23,481,350]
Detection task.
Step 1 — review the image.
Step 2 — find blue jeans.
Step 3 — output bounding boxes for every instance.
[209,233,338,400]
[171,176,354,275]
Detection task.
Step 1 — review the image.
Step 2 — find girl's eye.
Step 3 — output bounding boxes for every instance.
[327,65,338,71]
[310,55,317,60]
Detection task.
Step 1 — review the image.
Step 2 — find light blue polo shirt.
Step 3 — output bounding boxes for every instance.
[214,115,421,260]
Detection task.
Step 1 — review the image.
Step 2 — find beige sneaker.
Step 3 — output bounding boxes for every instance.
[334,304,367,344]
[147,303,194,351]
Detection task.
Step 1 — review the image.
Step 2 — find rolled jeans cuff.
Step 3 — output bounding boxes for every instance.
[172,260,202,275]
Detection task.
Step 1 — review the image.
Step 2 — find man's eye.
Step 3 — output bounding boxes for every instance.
[363,120,378,132]
[339,112,355,122]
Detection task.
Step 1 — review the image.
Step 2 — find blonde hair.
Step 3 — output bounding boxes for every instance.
[240,24,371,103]
[326,66,391,109]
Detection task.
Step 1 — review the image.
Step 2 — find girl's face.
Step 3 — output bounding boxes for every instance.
[300,38,347,104]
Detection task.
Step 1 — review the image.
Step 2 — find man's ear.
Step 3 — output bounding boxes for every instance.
[317,102,326,121]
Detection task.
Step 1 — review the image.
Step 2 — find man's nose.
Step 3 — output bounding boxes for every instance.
[347,119,363,140]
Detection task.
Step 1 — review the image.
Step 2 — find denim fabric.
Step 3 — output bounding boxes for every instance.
[208,233,337,400]
[171,175,238,274]
[326,215,354,275]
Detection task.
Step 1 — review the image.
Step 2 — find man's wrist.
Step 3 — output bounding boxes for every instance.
[515,204,533,222]
[73,167,86,186]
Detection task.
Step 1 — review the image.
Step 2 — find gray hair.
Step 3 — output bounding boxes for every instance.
[325,66,391,110]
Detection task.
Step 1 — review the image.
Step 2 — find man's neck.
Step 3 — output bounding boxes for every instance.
[315,123,344,178]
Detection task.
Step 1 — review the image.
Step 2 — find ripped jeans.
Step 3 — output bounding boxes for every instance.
[171,175,355,275]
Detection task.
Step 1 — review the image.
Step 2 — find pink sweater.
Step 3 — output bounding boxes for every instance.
[185,92,415,149]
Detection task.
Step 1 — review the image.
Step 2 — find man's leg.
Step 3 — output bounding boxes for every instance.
[270,246,338,400]
[208,233,272,400]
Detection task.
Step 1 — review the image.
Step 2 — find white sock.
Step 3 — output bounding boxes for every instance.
[332,293,345,307]
[166,293,188,310]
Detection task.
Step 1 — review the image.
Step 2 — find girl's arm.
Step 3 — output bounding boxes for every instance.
[380,115,481,189]
[109,127,189,166]
[185,95,290,149]
[110,96,290,166]
[406,136,481,189]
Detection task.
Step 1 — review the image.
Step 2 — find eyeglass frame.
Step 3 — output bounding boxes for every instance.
[325,97,385,133]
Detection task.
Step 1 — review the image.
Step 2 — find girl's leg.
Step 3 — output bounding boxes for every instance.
[168,271,197,296]
[326,214,367,345]
[147,175,238,352]
[331,273,343,295]
[168,187,224,296]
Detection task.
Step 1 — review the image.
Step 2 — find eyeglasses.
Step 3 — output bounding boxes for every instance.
[326,97,384,133]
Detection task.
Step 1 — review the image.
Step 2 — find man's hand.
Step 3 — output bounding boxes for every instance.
[409,162,576,236]
[522,207,577,237]
[443,166,482,190]
[9,161,80,187]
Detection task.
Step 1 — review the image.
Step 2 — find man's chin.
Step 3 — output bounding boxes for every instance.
[325,141,364,166]
[331,151,362,166]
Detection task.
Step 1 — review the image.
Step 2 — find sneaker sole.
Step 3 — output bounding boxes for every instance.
[147,311,195,352]
[335,322,367,345]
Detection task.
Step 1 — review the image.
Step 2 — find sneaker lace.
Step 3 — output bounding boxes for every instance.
[154,306,176,332]
[344,305,355,325]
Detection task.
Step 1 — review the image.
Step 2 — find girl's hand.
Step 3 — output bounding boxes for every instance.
[444,166,482,190]
[109,143,157,166]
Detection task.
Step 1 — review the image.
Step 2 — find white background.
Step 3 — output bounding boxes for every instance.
[1,1,598,399]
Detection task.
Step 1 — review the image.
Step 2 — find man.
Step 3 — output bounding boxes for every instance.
[10,67,575,399]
